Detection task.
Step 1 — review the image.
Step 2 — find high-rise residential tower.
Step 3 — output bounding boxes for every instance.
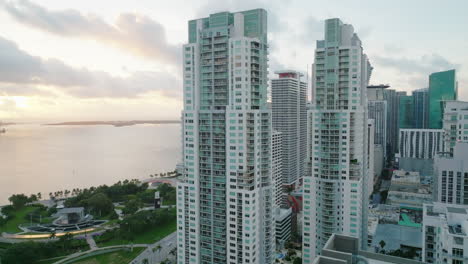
[302,18,373,262]
[177,9,275,264]
[428,69,457,129]
[433,143,468,205]
[422,202,468,264]
[271,70,307,188]
[272,130,284,207]
[442,100,468,154]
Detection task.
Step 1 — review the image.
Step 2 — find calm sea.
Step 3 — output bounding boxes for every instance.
[0,123,181,204]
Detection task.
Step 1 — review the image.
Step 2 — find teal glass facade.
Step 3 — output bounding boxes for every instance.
[398,93,414,129]
[412,88,428,128]
[428,70,457,129]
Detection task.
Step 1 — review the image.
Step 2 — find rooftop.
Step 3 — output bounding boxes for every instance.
[313,234,423,264]
[57,207,84,214]
[367,84,390,89]
[424,202,468,236]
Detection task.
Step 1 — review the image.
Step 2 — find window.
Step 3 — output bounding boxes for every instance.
[452,248,463,257]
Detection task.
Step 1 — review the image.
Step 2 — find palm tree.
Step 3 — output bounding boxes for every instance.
[37,192,42,200]
[50,230,56,240]
[152,245,162,263]
[379,240,386,253]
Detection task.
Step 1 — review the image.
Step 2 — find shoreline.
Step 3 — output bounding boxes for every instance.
[0,175,179,207]
[44,120,180,127]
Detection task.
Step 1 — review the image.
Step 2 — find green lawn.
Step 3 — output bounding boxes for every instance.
[0,206,38,233]
[162,199,176,206]
[69,248,145,264]
[37,256,67,264]
[0,242,12,249]
[102,219,119,227]
[97,221,176,247]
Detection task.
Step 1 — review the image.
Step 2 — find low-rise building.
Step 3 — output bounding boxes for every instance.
[387,170,432,209]
[423,202,468,263]
[312,233,423,264]
[275,207,292,248]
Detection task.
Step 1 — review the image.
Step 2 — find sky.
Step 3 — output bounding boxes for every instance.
[0,0,467,122]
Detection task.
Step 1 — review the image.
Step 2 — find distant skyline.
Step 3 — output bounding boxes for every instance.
[0,0,467,121]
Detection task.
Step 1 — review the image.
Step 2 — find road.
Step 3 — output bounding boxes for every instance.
[51,231,177,264]
[130,231,177,264]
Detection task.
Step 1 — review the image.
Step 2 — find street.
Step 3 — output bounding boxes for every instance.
[131,231,177,264]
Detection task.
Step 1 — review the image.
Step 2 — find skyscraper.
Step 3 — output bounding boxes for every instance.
[397,128,445,177]
[433,143,468,205]
[384,88,399,158]
[177,9,275,264]
[272,130,284,207]
[412,88,429,128]
[422,202,468,264]
[442,100,468,154]
[367,84,389,155]
[302,18,373,262]
[271,70,307,187]
[398,91,414,129]
[428,69,457,129]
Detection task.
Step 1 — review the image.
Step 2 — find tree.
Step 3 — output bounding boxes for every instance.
[37,192,42,200]
[379,240,386,253]
[29,194,38,202]
[109,210,119,220]
[0,242,38,264]
[58,233,73,250]
[50,231,56,239]
[293,257,303,264]
[122,198,143,215]
[85,193,114,216]
[8,194,30,209]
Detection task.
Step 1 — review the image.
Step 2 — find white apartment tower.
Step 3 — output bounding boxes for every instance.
[434,143,468,205]
[423,202,468,264]
[302,18,373,262]
[272,70,307,187]
[272,130,284,207]
[177,9,275,264]
[442,101,468,155]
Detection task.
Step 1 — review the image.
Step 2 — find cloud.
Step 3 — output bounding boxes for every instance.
[373,53,460,74]
[383,44,405,54]
[0,36,181,98]
[300,16,323,46]
[1,0,180,65]
[0,98,18,111]
[0,84,54,97]
[356,26,372,39]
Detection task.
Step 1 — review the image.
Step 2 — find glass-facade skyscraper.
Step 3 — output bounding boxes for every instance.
[412,88,429,128]
[384,89,399,158]
[303,18,373,262]
[398,92,414,129]
[428,69,457,129]
[177,9,275,264]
